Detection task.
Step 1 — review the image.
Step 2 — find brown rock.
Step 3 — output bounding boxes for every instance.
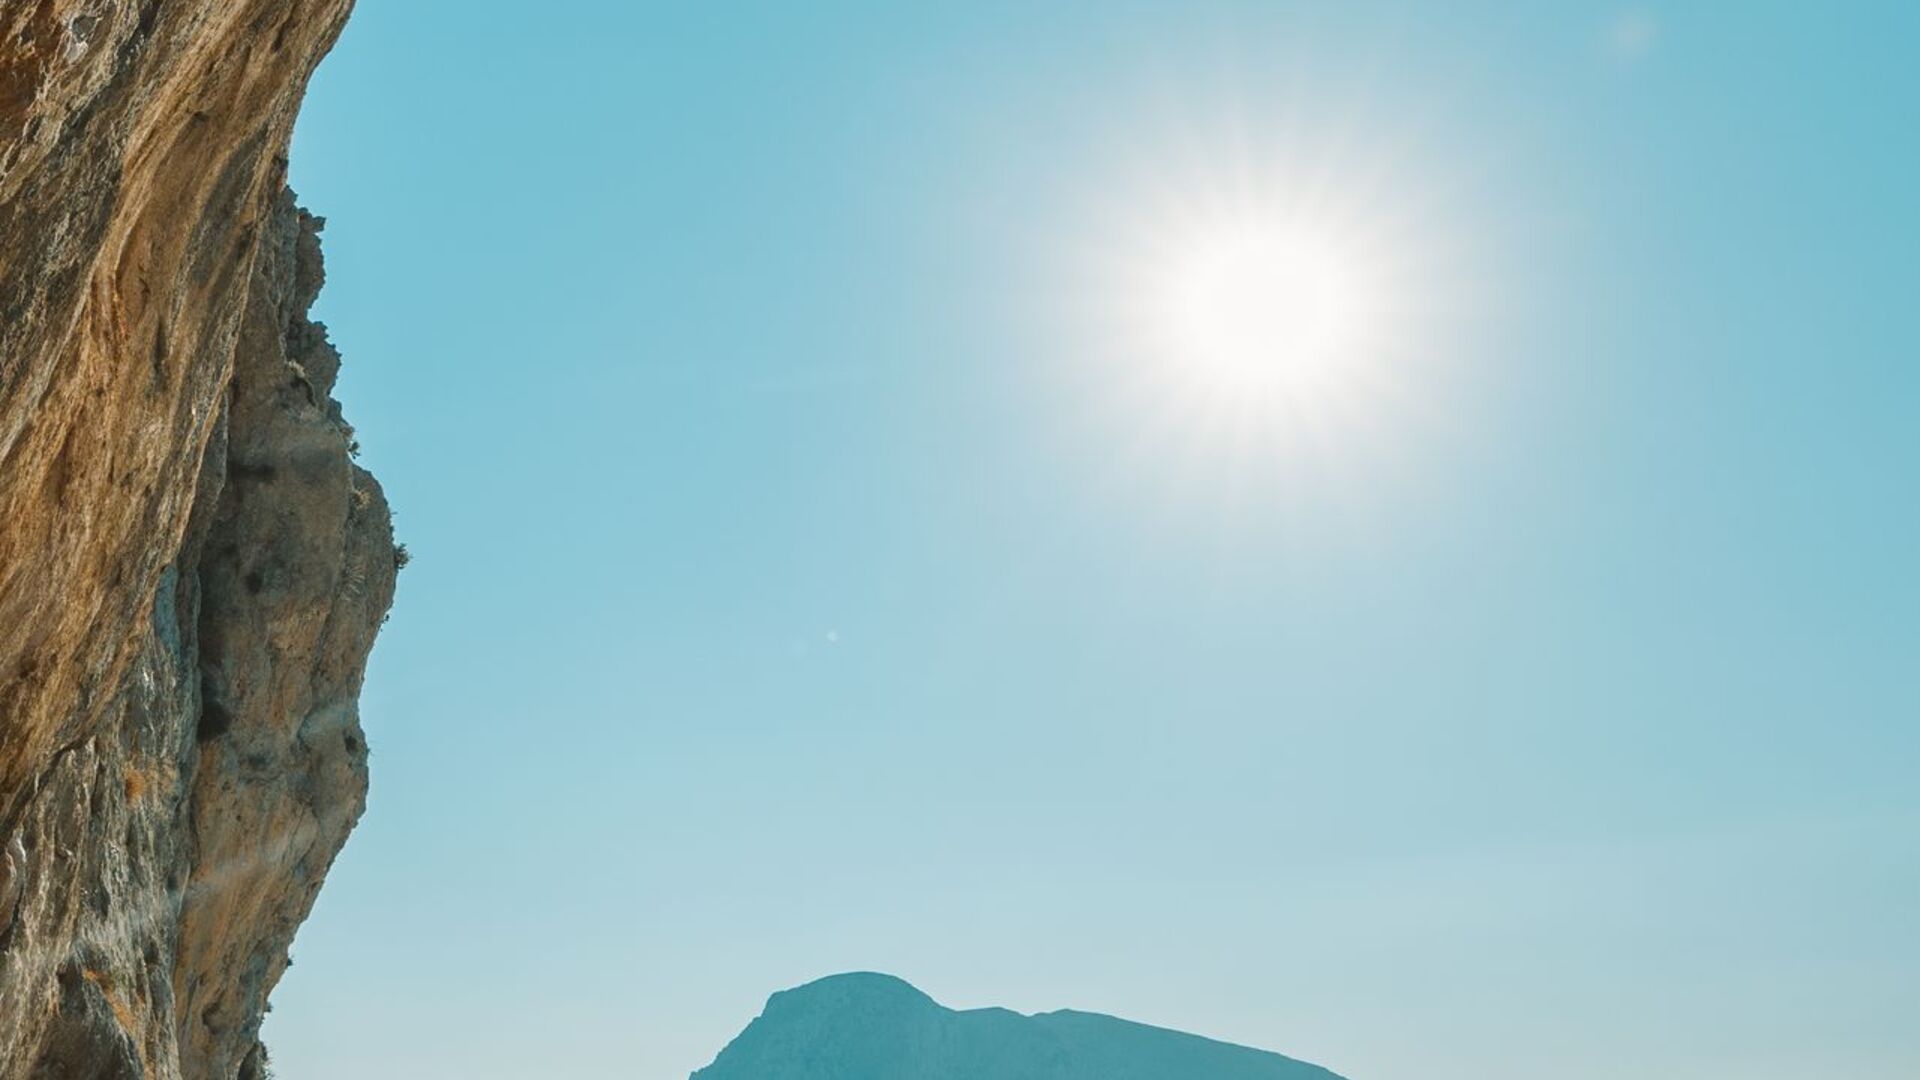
[0,3,390,1078]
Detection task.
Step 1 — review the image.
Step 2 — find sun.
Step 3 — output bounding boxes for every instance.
[1037,89,1479,500]
[1149,212,1379,398]
[1057,153,1450,476]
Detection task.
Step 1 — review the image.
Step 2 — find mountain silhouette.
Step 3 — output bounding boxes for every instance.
[692,973,1348,1080]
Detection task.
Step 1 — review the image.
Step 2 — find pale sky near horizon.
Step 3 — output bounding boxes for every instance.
[268,3,1916,1078]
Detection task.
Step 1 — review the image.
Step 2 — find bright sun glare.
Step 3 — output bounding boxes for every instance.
[1061,118,1464,485]
[1150,213,1378,397]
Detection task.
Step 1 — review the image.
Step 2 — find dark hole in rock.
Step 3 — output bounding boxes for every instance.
[197,700,233,742]
[228,460,277,485]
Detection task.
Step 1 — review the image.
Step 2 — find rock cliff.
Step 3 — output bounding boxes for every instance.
[694,973,1350,1080]
[0,3,389,1078]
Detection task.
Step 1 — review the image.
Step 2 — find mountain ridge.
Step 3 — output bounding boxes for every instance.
[694,973,1349,1080]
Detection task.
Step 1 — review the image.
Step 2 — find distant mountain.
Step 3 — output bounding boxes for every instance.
[692,973,1348,1080]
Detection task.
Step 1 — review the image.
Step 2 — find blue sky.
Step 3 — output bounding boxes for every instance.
[268,3,1917,1078]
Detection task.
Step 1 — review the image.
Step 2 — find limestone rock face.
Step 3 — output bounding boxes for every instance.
[0,3,389,1078]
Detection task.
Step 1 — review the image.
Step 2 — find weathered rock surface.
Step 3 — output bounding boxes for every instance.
[694,974,1351,1080]
[0,3,389,1078]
